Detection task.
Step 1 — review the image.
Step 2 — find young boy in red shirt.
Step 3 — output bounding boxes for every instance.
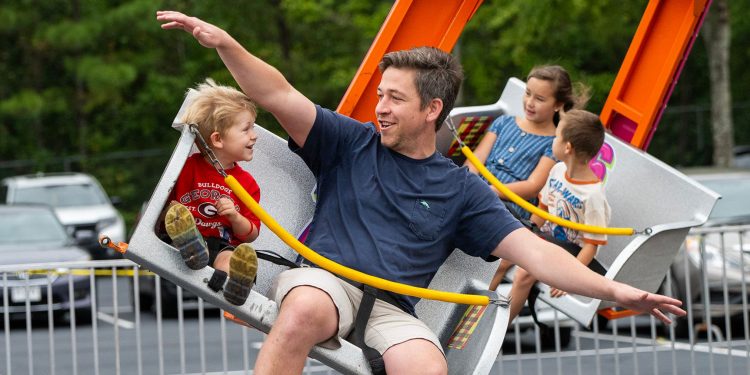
[165,78,260,306]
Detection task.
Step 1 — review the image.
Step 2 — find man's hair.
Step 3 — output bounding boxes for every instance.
[560,109,605,160]
[378,47,463,131]
[182,78,257,144]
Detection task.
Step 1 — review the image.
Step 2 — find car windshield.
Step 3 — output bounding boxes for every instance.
[0,210,69,245]
[701,177,750,220]
[14,183,108,207]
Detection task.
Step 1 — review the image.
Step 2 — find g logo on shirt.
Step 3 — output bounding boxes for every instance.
[198,202,218,218]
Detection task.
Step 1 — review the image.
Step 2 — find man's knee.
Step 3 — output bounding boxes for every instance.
[276,286,338,337]
[383,339,446,375]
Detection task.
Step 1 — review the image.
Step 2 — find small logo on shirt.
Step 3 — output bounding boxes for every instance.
[198,202,217,218]
[419,200,430,210]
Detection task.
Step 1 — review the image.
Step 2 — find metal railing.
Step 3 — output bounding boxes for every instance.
[494,224,750,375]
[0,259,333,375]
[1,224,749,374]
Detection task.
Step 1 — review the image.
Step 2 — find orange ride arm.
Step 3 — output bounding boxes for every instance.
[600,0,711,150]
[337,0,484,124]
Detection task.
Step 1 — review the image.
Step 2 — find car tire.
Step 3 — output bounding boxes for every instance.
[138,291,155,312]
[75,308,93,325]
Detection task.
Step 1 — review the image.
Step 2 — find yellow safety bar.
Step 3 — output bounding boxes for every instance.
[462,146,640,236]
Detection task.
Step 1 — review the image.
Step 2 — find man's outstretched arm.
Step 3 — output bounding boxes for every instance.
[156,11,316,147]
[491,228,686,324]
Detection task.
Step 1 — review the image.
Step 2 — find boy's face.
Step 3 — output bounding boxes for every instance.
[552,119,569,161]
[214,110,258,164]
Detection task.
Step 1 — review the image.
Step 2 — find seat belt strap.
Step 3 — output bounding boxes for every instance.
[348,284,387,375]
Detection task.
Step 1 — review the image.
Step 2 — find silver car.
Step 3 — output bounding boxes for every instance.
[665,169,750,337]
[1,172,126,259]
[0,204,92,323]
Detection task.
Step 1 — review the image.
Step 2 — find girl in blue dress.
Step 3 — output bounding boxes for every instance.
[464,65,589,290]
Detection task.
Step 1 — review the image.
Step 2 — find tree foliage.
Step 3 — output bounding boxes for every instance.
[0,0,746,228]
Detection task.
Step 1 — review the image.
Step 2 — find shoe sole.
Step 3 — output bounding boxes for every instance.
[224,243,258,305]
[165,203,209,270]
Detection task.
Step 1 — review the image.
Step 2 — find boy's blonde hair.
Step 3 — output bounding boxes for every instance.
[182,78,257,145]
[560,109,605,160]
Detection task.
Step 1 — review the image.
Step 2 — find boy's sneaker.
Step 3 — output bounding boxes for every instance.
[165,203,209,270]
[224,243,257,305]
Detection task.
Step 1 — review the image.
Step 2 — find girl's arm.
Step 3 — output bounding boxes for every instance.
[463,132,497,174]
[495,156,556,200]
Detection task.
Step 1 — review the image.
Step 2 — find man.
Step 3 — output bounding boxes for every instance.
[156,11,685,375]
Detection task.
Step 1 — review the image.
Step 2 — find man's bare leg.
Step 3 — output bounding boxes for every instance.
[254,286,338,374]
[382,339,447,375]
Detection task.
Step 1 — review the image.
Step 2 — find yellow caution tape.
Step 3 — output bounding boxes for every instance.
[24,269,156,277]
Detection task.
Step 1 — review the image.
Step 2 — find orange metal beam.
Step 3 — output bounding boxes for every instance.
[600,0,711,150]
[336,0,484,125]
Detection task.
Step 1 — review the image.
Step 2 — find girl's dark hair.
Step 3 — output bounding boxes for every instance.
[527,65,590,125]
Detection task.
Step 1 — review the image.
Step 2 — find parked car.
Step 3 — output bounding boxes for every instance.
[664,169,750,336]
[0,204,93,323]
[733,145,750,169]
[1,172,126,259]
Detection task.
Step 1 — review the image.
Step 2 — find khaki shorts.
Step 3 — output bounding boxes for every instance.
[269,267,444,355]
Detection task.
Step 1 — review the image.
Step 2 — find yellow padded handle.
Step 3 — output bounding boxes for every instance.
[462,146,635,236]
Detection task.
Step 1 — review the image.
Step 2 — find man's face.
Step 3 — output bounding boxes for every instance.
[375,67,432,156]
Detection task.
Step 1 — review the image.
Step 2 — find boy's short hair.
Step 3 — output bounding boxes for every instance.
[560,109,605,160]
[182,78,257,143]
[378,47,463,131]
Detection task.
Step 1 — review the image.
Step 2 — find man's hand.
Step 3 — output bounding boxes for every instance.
[614,283,686,325]
[156,11,228,49]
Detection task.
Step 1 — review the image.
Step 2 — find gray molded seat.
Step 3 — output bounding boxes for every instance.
[125,90,511,375]
[436,78,720,326]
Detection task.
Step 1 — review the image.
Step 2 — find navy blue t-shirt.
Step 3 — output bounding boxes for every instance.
[289,106,522,314]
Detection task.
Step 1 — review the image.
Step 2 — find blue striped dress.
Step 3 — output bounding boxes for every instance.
[484,115,555,219]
